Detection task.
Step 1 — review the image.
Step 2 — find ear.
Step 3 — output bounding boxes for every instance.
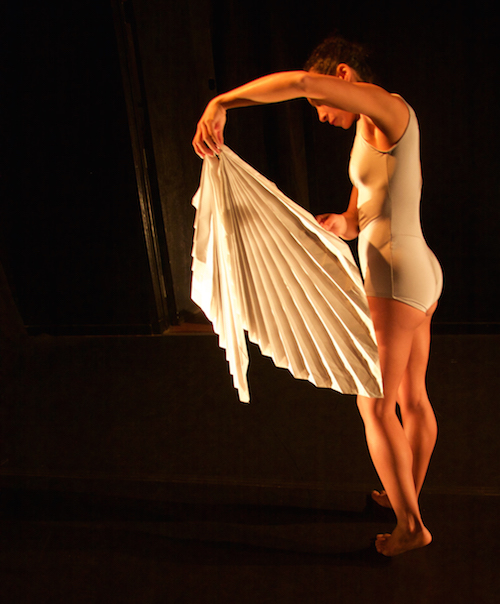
[335,63,356,81]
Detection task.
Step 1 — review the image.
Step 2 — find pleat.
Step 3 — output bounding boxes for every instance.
[191,145,383,402]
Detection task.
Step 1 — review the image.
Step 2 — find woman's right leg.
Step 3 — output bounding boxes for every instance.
[372,302,438,507]
[397,303,438,496]
[357,298,432,555]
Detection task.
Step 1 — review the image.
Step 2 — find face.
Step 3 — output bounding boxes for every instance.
[307,98,358,129]
[307,64,359,129]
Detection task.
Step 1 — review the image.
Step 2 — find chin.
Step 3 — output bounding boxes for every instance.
[343,116,356,129]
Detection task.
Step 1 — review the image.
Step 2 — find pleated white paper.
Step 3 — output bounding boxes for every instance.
[191,145,383,403]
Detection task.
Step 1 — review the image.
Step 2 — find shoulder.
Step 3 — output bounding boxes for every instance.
[303,74,407,118]
[359,87,410,147]
[356,84,409,121]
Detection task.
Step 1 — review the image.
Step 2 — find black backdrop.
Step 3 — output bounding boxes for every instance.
[1,0,155,333]
[1,0,499,333]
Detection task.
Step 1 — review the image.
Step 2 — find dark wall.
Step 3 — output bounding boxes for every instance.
[133,0,499,328]
[130,0,217,316]
[223,1,499,327]
[1,0,156,333]
[1,0,498,332]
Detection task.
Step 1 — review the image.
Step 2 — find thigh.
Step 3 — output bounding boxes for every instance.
[368,297,428,403]
[398,302,437,404]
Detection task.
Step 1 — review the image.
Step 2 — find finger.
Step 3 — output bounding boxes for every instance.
[192,125,208,158]
[200,124,219,155]
[324,218,341,233]
[198,125,212,155]
[192,138,207,159]
[205,119,222,149]
[206,137,221,154]
[212,126,224,149]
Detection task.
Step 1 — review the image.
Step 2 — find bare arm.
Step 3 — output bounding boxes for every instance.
[316,187,359,240]
[192,70,407,157]
[301,72,407,142]
[192,71,307,157]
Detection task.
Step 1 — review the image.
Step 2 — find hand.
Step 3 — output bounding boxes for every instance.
[315,213,347,237]
[192,99,227,159]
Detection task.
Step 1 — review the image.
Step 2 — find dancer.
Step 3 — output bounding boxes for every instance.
[192,35,442,556]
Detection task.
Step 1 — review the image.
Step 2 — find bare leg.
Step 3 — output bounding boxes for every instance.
[357,297,433,556]
[398,303,438,496]
[371,302,438,508]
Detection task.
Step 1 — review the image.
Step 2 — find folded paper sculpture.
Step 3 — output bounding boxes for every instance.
[191,146,383,402]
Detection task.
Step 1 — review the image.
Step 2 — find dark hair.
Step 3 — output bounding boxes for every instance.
[304,34,374,83]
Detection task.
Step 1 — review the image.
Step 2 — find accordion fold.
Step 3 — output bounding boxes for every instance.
[191,145,383,403]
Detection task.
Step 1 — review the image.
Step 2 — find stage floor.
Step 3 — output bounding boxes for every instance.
[1,333,499,602]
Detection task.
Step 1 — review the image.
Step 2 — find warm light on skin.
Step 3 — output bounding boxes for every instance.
[306,67,360,129]
[307,97,359,129]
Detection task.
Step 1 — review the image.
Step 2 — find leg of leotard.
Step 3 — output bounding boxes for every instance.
[357,297,432,556]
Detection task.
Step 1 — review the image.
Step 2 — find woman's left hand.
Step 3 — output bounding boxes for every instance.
[315,213,348,237]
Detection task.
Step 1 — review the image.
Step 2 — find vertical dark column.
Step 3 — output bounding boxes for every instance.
[111,0,178,331]
[126,0,218,318]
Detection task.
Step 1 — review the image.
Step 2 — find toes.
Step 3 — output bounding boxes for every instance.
[371,490,389,502]
[371,489,393,510]
[375,534,392,556]
[375,539,388,554]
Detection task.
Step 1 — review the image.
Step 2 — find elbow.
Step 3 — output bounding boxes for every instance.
[298,71,328,99]
[296,71,313,95]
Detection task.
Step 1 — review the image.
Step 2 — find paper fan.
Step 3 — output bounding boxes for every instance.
[191,145,383,402]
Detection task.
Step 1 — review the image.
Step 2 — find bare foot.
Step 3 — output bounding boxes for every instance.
[375,524,432,556]
[371,489,393,509]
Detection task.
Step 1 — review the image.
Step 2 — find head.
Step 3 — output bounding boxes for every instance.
[304,34,374,129]
[304,34,374,83]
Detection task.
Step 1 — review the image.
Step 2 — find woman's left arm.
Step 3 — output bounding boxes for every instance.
[316,187,359,240]
[302,72,409,144]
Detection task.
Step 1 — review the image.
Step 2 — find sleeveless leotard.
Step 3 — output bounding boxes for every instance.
[349,96,443,312]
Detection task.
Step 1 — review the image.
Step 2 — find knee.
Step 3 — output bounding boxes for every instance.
[399,394,432,416]
[357,396,396,423]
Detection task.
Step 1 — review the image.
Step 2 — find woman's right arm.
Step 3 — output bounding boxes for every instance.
[192,71,308,158]
[192,70,407,158]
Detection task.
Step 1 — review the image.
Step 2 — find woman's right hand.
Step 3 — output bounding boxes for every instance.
[192,71,307,159]
[192,99,227,159]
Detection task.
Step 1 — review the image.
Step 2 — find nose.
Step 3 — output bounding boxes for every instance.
[316,107,328,122]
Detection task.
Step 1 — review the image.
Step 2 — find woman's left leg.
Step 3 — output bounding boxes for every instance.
[357,297,432,556]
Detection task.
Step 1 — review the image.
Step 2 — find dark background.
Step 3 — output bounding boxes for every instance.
[0,5,499,598]
[1,0,498,334]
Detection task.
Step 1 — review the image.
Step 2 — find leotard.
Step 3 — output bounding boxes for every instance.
[349,96,443,313]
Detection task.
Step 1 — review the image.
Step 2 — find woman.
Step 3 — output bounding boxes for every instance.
[192,35,442,556]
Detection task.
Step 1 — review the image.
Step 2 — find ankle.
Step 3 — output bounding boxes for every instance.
[399,513,425,534]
